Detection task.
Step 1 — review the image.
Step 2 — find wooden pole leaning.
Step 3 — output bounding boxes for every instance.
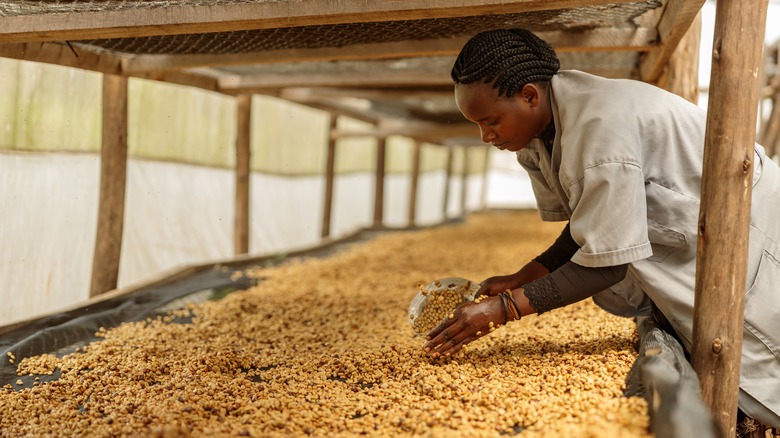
[234,94,252,256]
[321,115,338,239]
[691,0,768,436]
[408,140,422,227]
[656,12,702,104]
[459,146,469,216]
[480,146,490,210]
[442,146,454,220]
[90,74,128,297]
[373,136,387,228]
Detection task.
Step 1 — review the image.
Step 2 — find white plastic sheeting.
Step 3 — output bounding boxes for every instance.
[0,151,503,326]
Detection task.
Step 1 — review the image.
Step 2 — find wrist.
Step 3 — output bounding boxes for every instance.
[509,287,535,316]
[499,290,520,322]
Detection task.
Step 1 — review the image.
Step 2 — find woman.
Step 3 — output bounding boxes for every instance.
[423,28,780,431]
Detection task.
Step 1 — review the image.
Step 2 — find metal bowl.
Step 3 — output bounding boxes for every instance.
[408,277,480,336]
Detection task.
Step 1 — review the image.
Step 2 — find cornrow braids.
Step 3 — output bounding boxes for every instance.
[451,28,560,97]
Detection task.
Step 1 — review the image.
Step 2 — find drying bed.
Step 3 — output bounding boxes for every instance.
[0,211,650,436]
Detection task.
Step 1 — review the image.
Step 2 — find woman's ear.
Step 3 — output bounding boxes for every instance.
[520,84,540,107]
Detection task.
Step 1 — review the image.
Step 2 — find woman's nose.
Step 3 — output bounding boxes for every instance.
[481,128,495,143]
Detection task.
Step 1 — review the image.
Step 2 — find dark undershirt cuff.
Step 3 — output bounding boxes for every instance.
[532,223,579,272]
[522,275,563,314]
[523,261,628,314]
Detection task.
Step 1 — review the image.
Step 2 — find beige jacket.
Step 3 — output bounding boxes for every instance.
[517,70,780,427]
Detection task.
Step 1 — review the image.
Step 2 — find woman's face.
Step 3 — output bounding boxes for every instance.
[455,82,551,152]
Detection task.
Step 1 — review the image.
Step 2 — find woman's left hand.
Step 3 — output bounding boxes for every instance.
[423,295,505,358]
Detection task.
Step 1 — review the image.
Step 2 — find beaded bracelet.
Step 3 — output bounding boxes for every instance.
[501,290,522,321]
[497,292,509,325]
[507,290,522,321]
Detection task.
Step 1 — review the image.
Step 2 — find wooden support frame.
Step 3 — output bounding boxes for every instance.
[218,71,453,93]
[90,74,128,297]
[234,94,252,256]
[639,0,705,83]
[373,137,387,228]
[480,146,491,210]
[321,116,338,239]
[759,41,780,158]
[0,0,645,44]
[442,146,454,219]
[690,0,768,435]
[408,140,422,227]
[460,147,469,216]
[0,42,221,93]
[654,12,702,103]
[121,29,656,73]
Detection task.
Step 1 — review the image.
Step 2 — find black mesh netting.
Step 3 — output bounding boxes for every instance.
[74,3,662,55]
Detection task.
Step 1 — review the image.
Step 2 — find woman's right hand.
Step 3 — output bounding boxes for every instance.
[476,274,525,297]
[476,261,551,297]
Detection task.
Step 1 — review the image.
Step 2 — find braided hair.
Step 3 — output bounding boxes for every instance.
[451,28,560,98]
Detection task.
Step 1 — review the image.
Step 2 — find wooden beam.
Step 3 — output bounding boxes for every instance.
[280,87,455,101]
[133,69,221,93]
[0,42,221,92]
[234,94,252,256]
[218,71,453,93]
[276,96,380,125]
[90,74,128,297]
[222,66,638,93]
[122,38,468,73]
[549,28,657,53]
[0,0,642,44]
[408,140,422,226]
[331,122,478,141]
[321,116,338,239]
[121,28,656,73]
[373,137,387,228]
[654,12,702,103]
[639,0,705,83]
[0,41,123,74]
[690,0,768,436]
[760,87,780,158]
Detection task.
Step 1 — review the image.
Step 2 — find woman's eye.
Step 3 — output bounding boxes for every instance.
[487,120,499,127]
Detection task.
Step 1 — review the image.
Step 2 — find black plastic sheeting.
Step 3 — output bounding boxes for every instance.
[0,226,396,391]
[0,265,255,390]
[625,316,716,438]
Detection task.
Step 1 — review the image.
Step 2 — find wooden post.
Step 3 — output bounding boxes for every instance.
[408,140,422,227]
[90,74,128,297]
[761,94,780,158]
[759,42,780,158]
[442,146,454,219]
[460,146,469,216]
[760,73,780,158]
[321,115,338,238]
[373,136,386,228]
[480,145,490,210]
[690,0,768,436]
[656,12,702,103]
[234,94,251,256]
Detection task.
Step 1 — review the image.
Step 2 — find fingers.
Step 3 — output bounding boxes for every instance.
[424,317,460,351]
[425,308,459,341]
[424,317,471,358]
[474,283,489,299]
[476,281,501,298]
[429,332,477,359]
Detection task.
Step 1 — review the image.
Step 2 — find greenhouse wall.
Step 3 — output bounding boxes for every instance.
[0,59,535,326]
